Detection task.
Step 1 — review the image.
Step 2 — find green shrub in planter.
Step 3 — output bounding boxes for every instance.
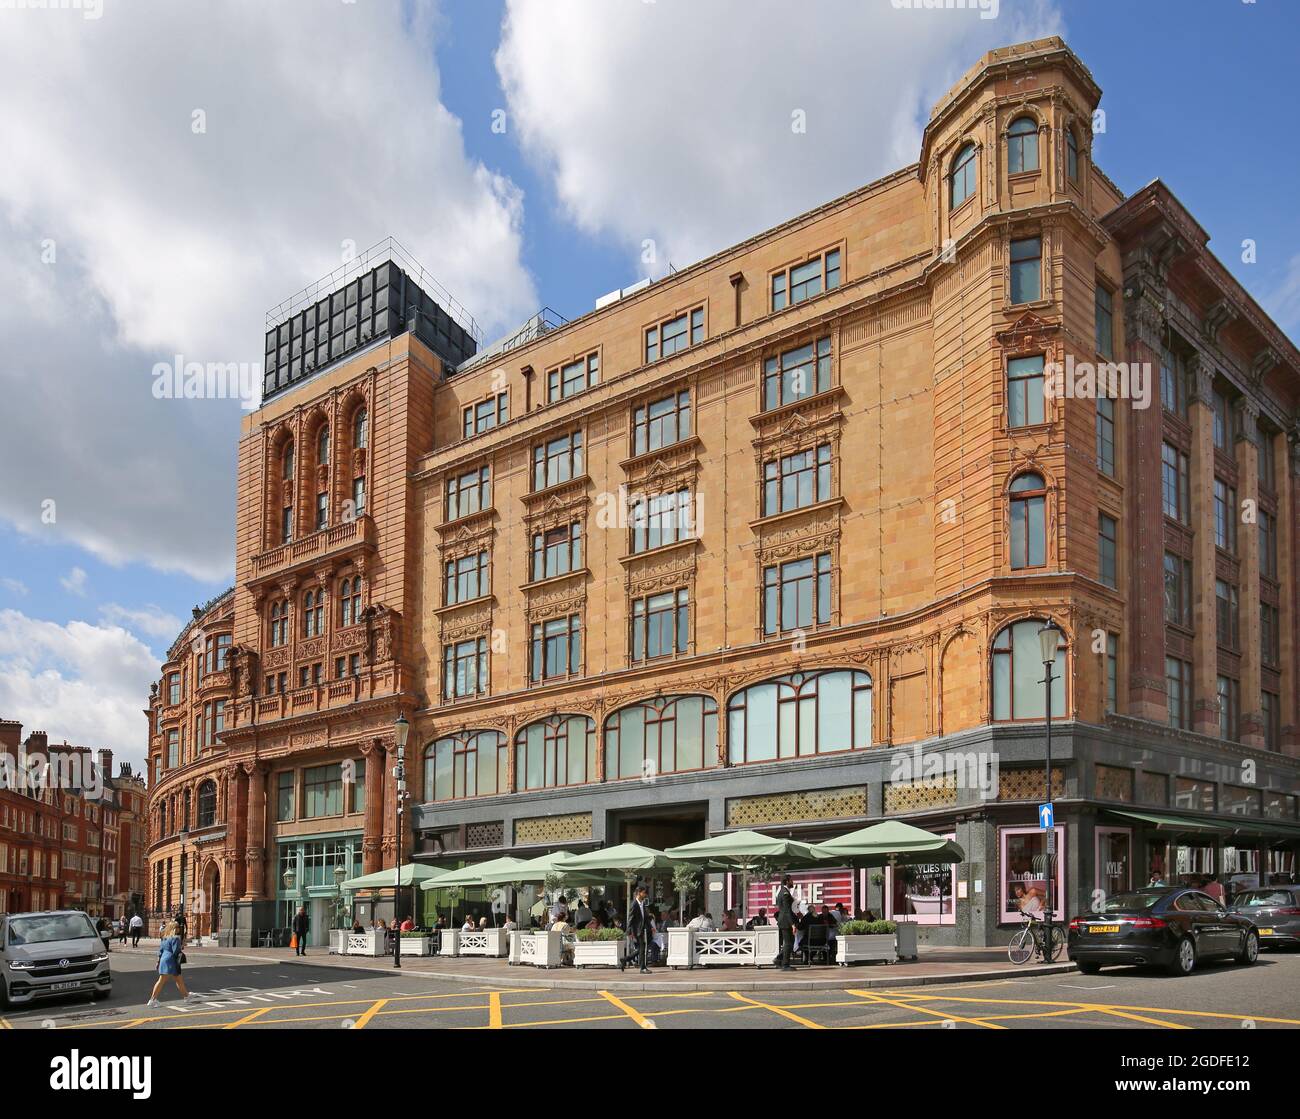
[576,927,627,942]
[838,920,898,936]
[400,930,429,939]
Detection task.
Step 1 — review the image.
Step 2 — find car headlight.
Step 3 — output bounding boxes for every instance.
[7,960,35,970]
[92,953,109,963]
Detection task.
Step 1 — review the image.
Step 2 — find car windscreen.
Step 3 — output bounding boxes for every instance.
[6,913,99,946]
[1099,892,1161,913]
[1233,890,1294,908]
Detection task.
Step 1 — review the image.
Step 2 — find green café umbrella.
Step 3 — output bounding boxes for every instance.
[665,830,821,916]
[341,863,450,890]
[810,821,966,867]
[418,856,529,890]
[490,851,612,886]
[555,843,677,874]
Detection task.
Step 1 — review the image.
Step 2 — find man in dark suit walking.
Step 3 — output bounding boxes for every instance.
[627,885,652,973]
[774,875,796,970]
[292,906,309,956]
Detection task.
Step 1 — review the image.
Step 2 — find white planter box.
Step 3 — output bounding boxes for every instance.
[345,931,386,957]
[329,929,348,955]
[400,936,434,956]
[516,930,566,968]
[572,938,627,968]
[457,928,510,958]
[667,927,780,968]
[837,925,918,965]
[438,930,460,957]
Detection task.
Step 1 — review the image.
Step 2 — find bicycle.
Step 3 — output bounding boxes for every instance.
[1007,911,1066,964]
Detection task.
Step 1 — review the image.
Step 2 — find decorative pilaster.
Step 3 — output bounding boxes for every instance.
[1186,352,1219,736]
[240,761,268,900]
[1236,397,1264,748]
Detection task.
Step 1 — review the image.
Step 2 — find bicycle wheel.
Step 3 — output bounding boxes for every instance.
[1047,924,1066,961]
[1007,928,1034,965]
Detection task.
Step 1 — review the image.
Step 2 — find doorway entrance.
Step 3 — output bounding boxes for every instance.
[611,805,708,916]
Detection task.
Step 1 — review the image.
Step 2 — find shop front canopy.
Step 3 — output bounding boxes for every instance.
[418,857,529,890]
[809,821,966,867]
[1107,809,1300,843]
[664,830,820,868]
[342,863,450,890]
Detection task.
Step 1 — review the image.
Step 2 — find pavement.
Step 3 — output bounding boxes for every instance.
[3,940,1298,1030]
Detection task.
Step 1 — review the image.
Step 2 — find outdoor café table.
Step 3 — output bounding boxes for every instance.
[666,926,781,968]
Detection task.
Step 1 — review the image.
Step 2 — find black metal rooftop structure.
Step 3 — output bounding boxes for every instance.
[262,238,480,403]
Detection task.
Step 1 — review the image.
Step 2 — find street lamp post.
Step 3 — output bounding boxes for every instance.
[282,867,296,947]
[178,827,190,934]
[333,864,348,932]
[1038,624,1062,959]
[392,713,409,969]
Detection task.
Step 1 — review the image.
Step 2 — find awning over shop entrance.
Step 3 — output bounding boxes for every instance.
[1106,810,1300,843]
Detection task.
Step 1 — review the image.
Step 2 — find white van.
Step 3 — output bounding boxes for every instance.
[1,910,113,1007]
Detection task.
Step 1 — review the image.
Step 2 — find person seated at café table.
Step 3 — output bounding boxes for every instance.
[550,913,572,933]
[399,915,415,932]
[461,915,477,932]
[746,908,770,930]
[721,909,740,931]
[833,903,848,926]
[574,894,593,926]
[352,918,365,933]
[687,911,715,931]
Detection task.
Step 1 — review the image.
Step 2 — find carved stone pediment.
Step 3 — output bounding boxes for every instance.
[995,310,1061,354]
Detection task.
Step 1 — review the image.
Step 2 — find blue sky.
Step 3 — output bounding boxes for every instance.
[0,0,1295,763]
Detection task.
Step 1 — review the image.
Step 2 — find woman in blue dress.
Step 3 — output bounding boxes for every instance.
[147,920,200,1006]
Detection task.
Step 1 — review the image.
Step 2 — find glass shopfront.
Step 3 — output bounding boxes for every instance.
[999,825,1065,923]
[1095,827,1132,900]
[885,833,956,925]
[275,833,363,945]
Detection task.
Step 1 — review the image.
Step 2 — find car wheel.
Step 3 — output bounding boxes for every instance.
[1167,935,1196,976]
[1236,930,1259,966]
[93,987,113,1001]
[1076,962,1102,975]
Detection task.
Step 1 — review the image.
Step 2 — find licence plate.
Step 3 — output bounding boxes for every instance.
[1088,925,1121,934]
[1259,928,1275,936]
[50,981,82,991]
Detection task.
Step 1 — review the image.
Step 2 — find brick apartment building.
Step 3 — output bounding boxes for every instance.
[0,720,141,920]
[146,37,1300,948]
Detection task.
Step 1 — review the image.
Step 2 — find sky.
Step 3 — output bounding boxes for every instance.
[0,0,1296,769]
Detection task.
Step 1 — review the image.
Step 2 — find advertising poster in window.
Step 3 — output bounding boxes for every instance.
[1000,826,1065,921]
[730,868,855,921]
[887,847,955,924]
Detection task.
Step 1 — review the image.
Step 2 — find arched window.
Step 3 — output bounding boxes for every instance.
[1008,473,1047,569]
[726,670,871,765]
[281,438,295,480]
[197,780,217,828]
[604,696,719,781]
[268,599,289,647]
[317,424,330,465]
[992,619,1066,721]
[1065,127,1079,183]
[353,407,368,451]
[339,576,363,627]
[424,731,507,801]
[950,143,977,208]
[302,589,323,637]
[514,715,596,791]
[1007,116,1039,173]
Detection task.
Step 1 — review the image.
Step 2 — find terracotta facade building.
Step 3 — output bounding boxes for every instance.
[148,37,1300,947]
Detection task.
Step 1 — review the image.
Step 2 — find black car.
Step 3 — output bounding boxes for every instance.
[1228,885,1300,948]
[1067,886,1259,976]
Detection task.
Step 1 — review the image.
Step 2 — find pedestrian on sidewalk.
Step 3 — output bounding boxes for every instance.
[292,906,309,956]
[627,884,651,973]
[775,875,796,971]
[129,912,144,947]
[146,921,199,1007]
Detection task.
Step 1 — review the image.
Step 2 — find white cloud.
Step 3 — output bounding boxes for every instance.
[0,0,538,582]
[99,603,184,643]
[0,609,156,769]
[498,0,1062,277]
[1,578,27,596]
[59,566,88,596]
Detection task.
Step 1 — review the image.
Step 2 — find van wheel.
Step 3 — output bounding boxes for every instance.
[1167,936,1196,976]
